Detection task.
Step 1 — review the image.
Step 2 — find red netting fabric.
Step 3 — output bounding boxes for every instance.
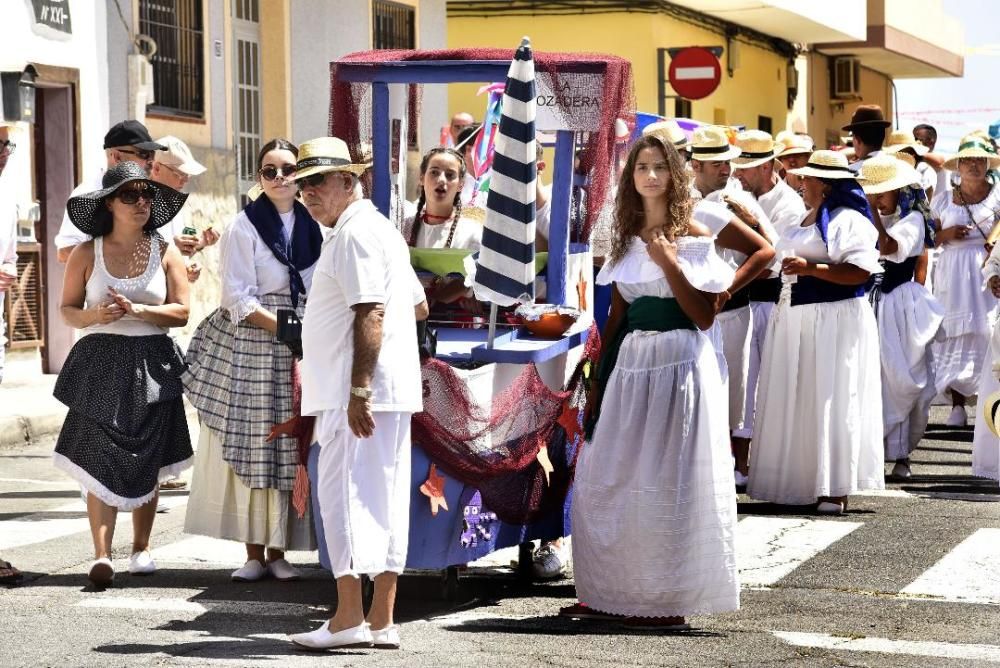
[329,48,634,242]
[412,324,600,524]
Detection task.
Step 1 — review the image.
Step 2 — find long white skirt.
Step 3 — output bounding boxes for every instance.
[878,282,944,460]
[572,328,740,618]
[932,243,995,396]
[972,325,1000,481]
[748,295,885,504]
[717,305,752,433]
[734,300,774,440]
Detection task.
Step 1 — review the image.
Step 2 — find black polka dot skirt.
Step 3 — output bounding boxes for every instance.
[52,333,194,510]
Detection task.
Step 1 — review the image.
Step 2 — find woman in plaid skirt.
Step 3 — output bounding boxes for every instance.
[183,139,322,582]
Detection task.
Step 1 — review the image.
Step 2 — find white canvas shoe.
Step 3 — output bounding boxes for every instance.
[370,624,400,650]
[231,560,267,582]
[266,558,301,582]
[88,558,115,587]
[945,405,968,427]
[128,550,156,575]
[289,621,373,650]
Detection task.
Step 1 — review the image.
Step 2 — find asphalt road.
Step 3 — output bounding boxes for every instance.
[2,405,999,668]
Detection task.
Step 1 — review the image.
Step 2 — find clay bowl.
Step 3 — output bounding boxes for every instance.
[521,311,579,338]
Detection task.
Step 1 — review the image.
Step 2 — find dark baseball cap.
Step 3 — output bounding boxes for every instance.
[103,120,167,151]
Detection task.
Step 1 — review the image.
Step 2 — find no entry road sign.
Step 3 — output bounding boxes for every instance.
[668,47,722,100]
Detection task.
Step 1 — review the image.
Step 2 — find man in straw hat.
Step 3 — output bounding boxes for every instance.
[842,104,891,172]
[290,137,427,651]
[642,119,690,161]
[731,130,807,481]
[689,125,777,487]
[55,120,167,263]
[775,133,814,195]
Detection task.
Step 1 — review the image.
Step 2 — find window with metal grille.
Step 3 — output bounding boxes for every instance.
[139,0,205,118]
[4,244,44,349]
[373,1,415,49]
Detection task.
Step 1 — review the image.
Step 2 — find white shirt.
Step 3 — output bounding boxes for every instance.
[881,209,925,263]
[54,171,105,250]
[757,178,806,237]
[535,186,552,241]
[693,182,778,272]
[407,214,483,251]
[301,199,424,416]
[0,181,17,349]
[916,161,936,193]
[775,207,883,276]
[218,208,316,321]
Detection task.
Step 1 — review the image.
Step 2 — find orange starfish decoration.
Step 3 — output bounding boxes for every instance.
[420,463,449,516]
[576,270,589,311]
[557,401,583,445]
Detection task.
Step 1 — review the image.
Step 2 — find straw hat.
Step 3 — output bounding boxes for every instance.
[788,150,859,180]
[842,104,891,132]
[65,161,188,236]
[642,120,689,150]
[859,154,920,194]
[943,133,1000,171]
[154,135,207,176]
[689,126,741,162]
[894,151,917,168]
[732,130,778,169]
[983,389,1000,437]
[775,133,814,158]
[292,136,371,181]
[884,130,929,157]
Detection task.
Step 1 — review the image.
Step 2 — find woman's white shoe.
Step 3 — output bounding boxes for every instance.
[128,550,156,575]
[370,624,401,649]
[89,558,115,587]
[816,501,845,515]
[231,559,267,582]
[945,405,968,427]
[289,621,373,650]
[266,558,301,581]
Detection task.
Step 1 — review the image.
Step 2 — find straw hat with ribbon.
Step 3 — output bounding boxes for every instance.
[984,389,1000,437]
[65,161,187,236]
[859,154,921,195]
[292,136,371,181]
[884,130,929,157]
[775,133,814,159]
[732,130,778,169]
[642,120,689,150]
[788,150,859,180]
[689,126,741,162]
[943,133,1000,171]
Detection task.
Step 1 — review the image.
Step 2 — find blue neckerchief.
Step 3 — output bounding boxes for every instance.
[244,196,323,307]
[816,179,874,246]
[897,185,936,248]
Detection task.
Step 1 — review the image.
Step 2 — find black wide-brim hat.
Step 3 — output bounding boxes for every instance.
[66,161,188,236]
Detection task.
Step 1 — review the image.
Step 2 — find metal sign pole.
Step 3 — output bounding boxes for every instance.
[487,302,499,349]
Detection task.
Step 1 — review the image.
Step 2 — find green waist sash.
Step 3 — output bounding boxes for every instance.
[586,297,696,437]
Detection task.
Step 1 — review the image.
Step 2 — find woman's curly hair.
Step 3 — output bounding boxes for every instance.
[608,135,692,265]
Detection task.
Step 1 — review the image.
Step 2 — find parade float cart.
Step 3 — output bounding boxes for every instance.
[312,47,633,588]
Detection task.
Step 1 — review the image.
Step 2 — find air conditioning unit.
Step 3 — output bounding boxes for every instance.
[831,57,861,99]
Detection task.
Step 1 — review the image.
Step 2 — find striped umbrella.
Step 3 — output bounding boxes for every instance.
[470,36,537,308]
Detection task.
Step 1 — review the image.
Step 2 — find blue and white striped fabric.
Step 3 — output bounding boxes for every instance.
[470,37,537,306]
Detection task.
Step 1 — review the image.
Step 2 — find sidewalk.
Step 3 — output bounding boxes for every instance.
[0,375,66,450]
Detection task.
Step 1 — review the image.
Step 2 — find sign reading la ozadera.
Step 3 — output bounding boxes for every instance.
[25,0,73,40]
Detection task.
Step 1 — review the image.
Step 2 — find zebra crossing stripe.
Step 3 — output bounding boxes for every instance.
[152,535,316,567]
[773,631,1000,663]
[899,528,1000,605]
[737,517,862,588]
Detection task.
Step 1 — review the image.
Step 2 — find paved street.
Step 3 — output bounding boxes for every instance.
[2,405,999,668]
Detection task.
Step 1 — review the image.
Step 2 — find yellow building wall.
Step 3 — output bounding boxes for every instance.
[446,11,791,132]
[259,0,292,140]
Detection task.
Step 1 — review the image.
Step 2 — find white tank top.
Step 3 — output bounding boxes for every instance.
[84,235,168,337]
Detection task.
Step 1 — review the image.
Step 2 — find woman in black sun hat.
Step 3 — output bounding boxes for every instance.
[54,160,192,588]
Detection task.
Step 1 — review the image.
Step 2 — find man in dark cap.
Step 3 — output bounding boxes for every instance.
[55,120,166,262]
[842,104,891,172]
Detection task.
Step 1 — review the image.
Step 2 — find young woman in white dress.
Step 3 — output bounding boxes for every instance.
[748,150,885,514]
[931,134,1000,427]
[860,155,944,479]
[565,134,740,629]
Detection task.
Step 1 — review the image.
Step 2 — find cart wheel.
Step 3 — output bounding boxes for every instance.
[442,566,460,601]
[517,541,535,582]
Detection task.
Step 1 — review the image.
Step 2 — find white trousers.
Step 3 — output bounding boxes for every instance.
[733,300,773,440]
[315,410,412,579]
[717,304,753,433]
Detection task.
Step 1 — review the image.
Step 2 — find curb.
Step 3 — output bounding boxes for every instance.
[0,409,67,450]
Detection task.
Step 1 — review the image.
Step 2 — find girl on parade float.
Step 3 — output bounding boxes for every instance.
[54,161,192,586]
[183,138,321,582]
[859,154,944,480]
[930,133,1000,428]
[748,150,885,514]
[563,133,741,629]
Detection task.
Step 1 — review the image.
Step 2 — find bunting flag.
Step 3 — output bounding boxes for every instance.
[469,37,538,306]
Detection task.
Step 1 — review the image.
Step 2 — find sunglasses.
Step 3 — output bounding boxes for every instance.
[0,140,15,155]
[117,147,154,161]
[259,164,297,181]
[296,172,329,190]
[115,186,157,205]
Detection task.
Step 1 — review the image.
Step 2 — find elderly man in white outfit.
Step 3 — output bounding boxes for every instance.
[290,137,427,652]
